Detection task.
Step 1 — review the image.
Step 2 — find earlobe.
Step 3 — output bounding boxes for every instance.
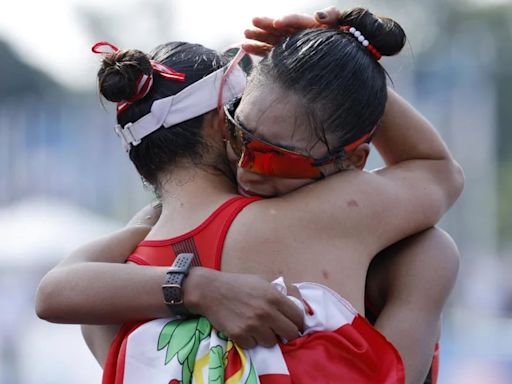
[346,144,370,170]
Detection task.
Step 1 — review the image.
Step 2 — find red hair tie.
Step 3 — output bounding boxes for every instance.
[339,26,382,61]
[91,41,186,113]
[91,41,120,55]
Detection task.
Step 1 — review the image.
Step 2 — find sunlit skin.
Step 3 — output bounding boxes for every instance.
[227,83,370,197]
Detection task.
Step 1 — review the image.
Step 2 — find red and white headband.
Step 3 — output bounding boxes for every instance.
[92,43,247,152]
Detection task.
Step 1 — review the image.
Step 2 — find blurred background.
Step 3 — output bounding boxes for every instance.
[0,0,511,382]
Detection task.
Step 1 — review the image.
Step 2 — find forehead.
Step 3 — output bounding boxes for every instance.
[235,84,315,148]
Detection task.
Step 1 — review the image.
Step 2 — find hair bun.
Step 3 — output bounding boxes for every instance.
[98,49,152,102]
[338,7,406,57]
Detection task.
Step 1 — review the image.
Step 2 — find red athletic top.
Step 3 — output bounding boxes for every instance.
[103,196,260,384]
[103,196,405,384]
[127,196,260,269]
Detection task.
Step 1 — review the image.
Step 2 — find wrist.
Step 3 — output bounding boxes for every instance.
[182,267,214,315]
[161,253,196,317]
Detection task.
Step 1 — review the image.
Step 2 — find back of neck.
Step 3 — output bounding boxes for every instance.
[147,166,238,240]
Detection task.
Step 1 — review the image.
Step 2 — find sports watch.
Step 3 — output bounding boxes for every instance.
[162,253,195,317]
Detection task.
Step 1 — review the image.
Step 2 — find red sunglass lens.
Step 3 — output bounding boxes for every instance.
[240,146,322,179]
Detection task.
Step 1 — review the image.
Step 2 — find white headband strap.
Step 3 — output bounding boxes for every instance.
[114,55,247,152]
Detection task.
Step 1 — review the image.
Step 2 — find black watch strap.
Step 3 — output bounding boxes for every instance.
[162,253,195,317]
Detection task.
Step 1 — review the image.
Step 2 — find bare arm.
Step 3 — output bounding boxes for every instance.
[35,205,303,348]
[271,87,463,259]
[362,88,463,247]
[35,203,168,323]
[373,89,451,166]
[366,227,460,384]
[244,9,464,256]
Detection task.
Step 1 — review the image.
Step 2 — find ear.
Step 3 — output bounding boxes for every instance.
[203,109,226,141]
[343,143,370,170]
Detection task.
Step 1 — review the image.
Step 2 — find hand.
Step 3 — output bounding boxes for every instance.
[183,268,304,349]
[125,201,162,228]
[242,6,342,56]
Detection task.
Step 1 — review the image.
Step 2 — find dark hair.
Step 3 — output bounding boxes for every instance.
[97,42,228,191]
[249,7,406,154]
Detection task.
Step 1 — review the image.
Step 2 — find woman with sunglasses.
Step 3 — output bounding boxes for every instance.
[36,6,462,384]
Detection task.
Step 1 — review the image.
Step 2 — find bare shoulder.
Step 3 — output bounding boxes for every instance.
[219,176,373,268]
[221,196,366,276]
[227,196,329,247]
[221,196,371,308]
[221,198,301,275]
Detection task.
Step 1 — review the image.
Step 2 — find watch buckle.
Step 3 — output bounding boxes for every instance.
[162,283,183,305]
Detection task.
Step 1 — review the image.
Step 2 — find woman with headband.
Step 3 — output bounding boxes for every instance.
[36,7,462,384]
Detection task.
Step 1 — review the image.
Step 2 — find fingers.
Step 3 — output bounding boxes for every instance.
[252,16,280,35]
[273,13,319,30]
[228,321,278,348]
[246,10,338,58]
[248,7,343,54]
[197,272,306,349]
[251,16,297,35]
[241,42,272,57]
[270,290,305,333]
[226,292,303,348]
[244,28,283,46]
[244,16,291,56]
[230,333,257,349]
[270,313,301,343]
[314,6,342,27]
[253,327,280,348]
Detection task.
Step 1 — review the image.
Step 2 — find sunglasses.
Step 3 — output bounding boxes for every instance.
[224,98,353,179]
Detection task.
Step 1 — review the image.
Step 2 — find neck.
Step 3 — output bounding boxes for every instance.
[147,164,238,240]
[159,165,236,208]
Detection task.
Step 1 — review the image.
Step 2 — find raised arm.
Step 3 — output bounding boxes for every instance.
[243,8,463,256]
[279,86,463,257]
[365,87,463,241]
[244,7,464,246]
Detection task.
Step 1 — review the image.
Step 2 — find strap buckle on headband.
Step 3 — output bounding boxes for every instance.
[114,123,141,152]
[108,48,247,152]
